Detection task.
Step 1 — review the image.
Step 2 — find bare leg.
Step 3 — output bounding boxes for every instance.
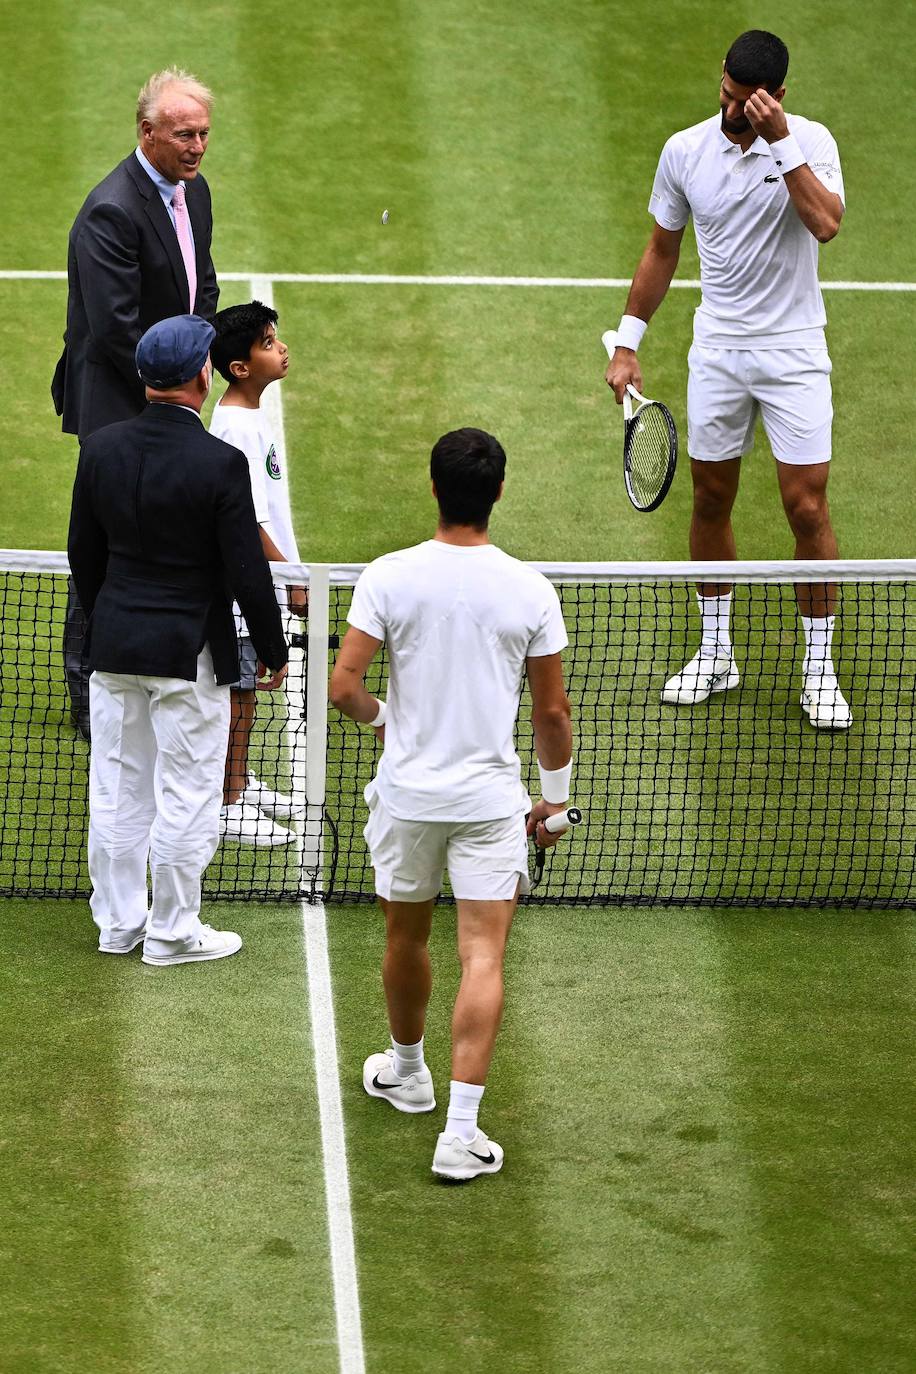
[451,892,518,1085]
[380,897,434,1045]
[223,688,255,805]
[777,461,838,618]
[689,457,742,597]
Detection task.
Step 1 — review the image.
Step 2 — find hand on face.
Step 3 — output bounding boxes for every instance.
[743,88,789,144]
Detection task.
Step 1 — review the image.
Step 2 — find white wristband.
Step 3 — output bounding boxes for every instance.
[615,314,648,353]
[768,133,806,175]
[367,699,387,727]
[538,760,572,804]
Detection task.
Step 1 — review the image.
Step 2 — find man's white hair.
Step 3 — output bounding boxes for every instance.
[136,69,213,135]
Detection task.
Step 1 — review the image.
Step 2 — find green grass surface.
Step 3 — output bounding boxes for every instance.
[3,900,913,1373]
[1,1,915,1370]
[0,899,337,1374]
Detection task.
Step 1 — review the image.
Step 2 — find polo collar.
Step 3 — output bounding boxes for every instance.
[717,128,771,158]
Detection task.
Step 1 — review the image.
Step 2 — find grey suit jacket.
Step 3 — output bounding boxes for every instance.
[52,154,219,440]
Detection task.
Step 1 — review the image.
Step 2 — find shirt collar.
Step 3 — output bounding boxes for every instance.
[149,401,203,420]
[717,128,771,158]
[135,146,182,207]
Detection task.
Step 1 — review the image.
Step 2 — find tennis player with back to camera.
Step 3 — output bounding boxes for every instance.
[329,428,575,1182]
[605,29,850,729]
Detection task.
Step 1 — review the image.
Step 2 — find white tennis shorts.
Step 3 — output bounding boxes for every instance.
[687,343,833,464]
[363,784,530,903]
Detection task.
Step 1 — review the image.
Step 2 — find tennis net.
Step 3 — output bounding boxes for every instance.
[1,551,914,908]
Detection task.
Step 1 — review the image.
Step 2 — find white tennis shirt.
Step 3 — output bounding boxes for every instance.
[209,398,301,629]
[650,113,845,348]
[348,540,568,821]
[209,399,300,562]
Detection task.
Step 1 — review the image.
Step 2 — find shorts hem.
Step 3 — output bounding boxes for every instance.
[451,868,530,902]
[771,451,832,466]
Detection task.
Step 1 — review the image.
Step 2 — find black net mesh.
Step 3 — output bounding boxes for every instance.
[2,567,914,908]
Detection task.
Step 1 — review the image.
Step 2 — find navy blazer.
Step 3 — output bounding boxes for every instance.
[52,154,219,440]
[67,403,288,684]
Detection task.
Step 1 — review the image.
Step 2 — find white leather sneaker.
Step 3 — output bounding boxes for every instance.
[219,799,295,847]
[141,925,243,966]
[241,774,305,822]
[362,1049,436,1113]
[432,1129,504,1182]
[800,672,852,729]
[661,651,739,705]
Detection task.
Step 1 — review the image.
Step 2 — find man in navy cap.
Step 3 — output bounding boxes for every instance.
[68,315,289,966]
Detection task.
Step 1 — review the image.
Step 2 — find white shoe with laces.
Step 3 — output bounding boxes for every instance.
[141,924,243,966]
[432,1129,504,1182]
[362,1049,436,1113]
[220,799,295,846]
[661,650,739,705]
[241,774,305,822]
[800,670,852,729]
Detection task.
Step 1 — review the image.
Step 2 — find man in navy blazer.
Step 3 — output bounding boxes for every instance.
[54,68,219,735]
[68,316,289,967]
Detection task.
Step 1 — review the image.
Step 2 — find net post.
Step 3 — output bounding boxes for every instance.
[304,565,330,894]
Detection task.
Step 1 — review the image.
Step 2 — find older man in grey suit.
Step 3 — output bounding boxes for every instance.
[53,68,220,738]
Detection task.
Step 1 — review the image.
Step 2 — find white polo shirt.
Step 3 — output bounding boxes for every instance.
[649,113,845,349]
[348,540,568,822]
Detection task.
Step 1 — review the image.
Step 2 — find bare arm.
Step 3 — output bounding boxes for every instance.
[329,626,385,729]
[744,90,843,243]
[525,652,573,847]
[605,223,684,401]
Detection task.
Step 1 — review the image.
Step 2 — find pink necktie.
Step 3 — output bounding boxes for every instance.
[171,182,197,312]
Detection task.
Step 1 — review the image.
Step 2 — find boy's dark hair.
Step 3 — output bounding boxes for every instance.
[430,428,506,529]
[210,300,279,382]
[725,30,789,91]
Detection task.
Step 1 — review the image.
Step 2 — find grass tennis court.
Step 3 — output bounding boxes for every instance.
[1,2,915,1371]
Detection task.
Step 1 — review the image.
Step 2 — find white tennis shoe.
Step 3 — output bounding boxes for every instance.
[242,774,305,822]
[362,1049,436,1113]
[800,671,852,729]
[220,799,295,846]
[432,1129,504,1182]
[141,925,243,966]
[661,651,739,705]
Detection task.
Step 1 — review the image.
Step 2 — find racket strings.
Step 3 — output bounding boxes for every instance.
[626,404,675,508]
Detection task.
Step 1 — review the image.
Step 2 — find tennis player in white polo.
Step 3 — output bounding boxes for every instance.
[330,428,574,1181]
[606,29,850,729]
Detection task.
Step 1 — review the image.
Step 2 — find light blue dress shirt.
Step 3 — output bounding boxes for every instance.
[134,147,196,255]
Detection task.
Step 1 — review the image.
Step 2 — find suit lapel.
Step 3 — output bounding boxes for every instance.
[125,155,191,310]
[186,180,211,289]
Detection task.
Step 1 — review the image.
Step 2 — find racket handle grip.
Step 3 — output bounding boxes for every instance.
[542,806,583,836]
[601,329,618,360]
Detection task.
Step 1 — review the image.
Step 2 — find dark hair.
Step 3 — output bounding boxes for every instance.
[725,30,789,92]
[210,300,279,381]
[430,428,506,528]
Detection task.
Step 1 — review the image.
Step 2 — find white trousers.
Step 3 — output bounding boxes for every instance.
[88,648,230,948]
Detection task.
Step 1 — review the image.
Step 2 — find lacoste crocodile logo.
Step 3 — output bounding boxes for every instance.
[763,175,780,183]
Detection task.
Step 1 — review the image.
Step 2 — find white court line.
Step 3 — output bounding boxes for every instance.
[251,275,365,1374]
[2,268,915,290]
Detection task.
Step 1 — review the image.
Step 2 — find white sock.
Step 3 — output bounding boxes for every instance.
[391,1036,425,1078]
[801,615,835,676]
[445,1080,484,1144]
[697,592,733,659]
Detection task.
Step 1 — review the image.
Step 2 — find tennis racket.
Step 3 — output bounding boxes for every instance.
[602,329,678,512]
[530,806,583,889]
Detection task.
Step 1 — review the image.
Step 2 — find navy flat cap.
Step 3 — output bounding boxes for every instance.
[135,315,216,388]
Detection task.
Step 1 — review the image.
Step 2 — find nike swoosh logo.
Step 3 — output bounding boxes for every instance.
[371,1073,400,1091]
[467,1148,496,1163]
